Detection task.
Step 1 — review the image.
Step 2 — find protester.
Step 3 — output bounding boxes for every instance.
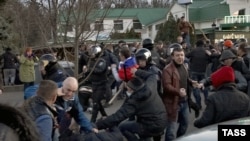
[19,47,39,91]
[186,40,211,110]
[162,44,199,141]
[194,66,250,128]
[55,77,98,136]
[111,46,138,100]
[177,16,194,47]
[21,80,58,141]
[237,42,250,69]
[96,77,167,141]
[142,38,161,69]
[0,103,40,141]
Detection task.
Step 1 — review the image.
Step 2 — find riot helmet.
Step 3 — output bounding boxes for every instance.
[39,54,57,68]
[135,48,152,64]
[142,38,154,50]
[89,45,102,58]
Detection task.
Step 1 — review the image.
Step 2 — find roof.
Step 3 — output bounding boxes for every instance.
[94,8,170,26]
[188,0,230,22]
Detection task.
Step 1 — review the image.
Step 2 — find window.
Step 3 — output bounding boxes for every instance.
[114,20,123,30]
[133,20,142,29]
[94,21,103,31]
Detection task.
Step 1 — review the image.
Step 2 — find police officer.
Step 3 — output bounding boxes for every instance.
[83,46,109,123]
[40,54,68,83]
[132,48,164,141]
[142,38,161,69]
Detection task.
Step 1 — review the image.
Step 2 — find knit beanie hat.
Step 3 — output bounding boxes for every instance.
[211,66,235,89]
[127,77,145,91]
[219,50,236,61]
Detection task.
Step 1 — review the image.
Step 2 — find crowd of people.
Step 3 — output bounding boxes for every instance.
[0,34,250,141]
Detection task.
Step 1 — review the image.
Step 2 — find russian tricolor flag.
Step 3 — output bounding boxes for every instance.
[118,56,138,82]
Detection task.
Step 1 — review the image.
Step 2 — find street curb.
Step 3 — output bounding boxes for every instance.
[3,85,24,92]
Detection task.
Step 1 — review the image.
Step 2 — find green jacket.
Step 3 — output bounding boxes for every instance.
[19,55,39,83]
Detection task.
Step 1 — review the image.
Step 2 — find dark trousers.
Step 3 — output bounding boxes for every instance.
[119,120,162,141]
[91,82,108,123]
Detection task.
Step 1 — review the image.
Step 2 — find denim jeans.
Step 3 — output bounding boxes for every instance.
[191,72,208,109]
[182,33,191,48]
[119,120,151,141]
[165,101,189,141]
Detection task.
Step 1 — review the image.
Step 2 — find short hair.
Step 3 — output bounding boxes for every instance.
[156,40,163,45]
[171,46,184,56]
[119,46,131,59]
[196,40,205,47]
[62,77,78,90]
[37,80,58,100]
[238,42,247,53]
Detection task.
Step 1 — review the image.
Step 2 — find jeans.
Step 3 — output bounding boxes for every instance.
[191,72,208,109]
[182,33,191,48]
[165,101,189,141]
[119,120,151,141]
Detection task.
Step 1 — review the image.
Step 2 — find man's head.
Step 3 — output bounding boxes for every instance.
[126,77,145,96]
[219,50,236,66]
[62,77,78,100]
[196,39,205,47]
[180,41,187,49]
[118,40,126,47]
[177,36,183,44]
[119,46,131,61]
[37,80,58,105]
[156,40,163,49]
[237,42,248,56]
[211,66,235,89]
[142,38,154,50]
[170,43,185,65]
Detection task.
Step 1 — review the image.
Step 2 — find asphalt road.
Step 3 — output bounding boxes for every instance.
[0,89,206,140]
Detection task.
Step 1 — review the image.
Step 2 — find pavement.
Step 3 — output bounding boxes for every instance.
[0,86,205,140]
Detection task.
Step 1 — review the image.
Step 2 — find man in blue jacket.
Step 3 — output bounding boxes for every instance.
[55,77,98,136]
[21,80,59,141]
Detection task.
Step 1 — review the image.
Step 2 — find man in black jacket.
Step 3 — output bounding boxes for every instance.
[96,77,167,141]
[194,66,250,128]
